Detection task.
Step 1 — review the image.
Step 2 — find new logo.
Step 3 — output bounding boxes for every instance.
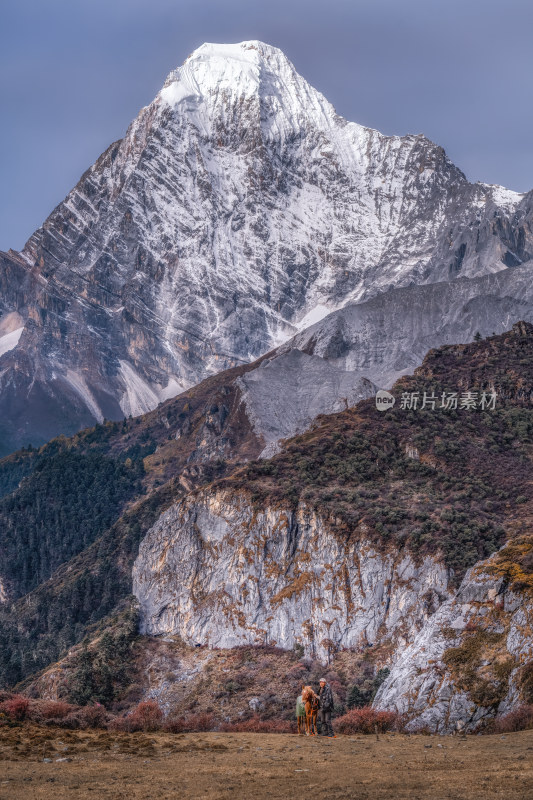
[375,389,395,411]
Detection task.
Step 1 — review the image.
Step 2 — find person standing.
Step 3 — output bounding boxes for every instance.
[318,678,336,738]
[296,684,306,735]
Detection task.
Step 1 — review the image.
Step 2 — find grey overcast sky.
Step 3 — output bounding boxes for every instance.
[1,0,532,250]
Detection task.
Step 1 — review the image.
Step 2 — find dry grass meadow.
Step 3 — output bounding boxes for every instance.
[0,724,532,799]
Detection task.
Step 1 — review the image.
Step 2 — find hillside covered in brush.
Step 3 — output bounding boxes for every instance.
[223,320,533,577]
[0,355,268,685]
[0,323,532,733]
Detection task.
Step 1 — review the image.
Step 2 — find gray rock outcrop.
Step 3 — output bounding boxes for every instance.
[133,489,450,663]
[374,554,533,732]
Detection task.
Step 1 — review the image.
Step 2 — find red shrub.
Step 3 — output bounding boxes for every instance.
[0,694,29,721]
[219,715,294,734]
[62,704,110,729]
[29,700,74,722]
[334,706,399,735]
[165,712,215,733]
[117,700,163,732]
[489,705,533,734]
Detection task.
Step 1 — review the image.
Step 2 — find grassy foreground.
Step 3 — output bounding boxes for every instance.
[0,725,532,799]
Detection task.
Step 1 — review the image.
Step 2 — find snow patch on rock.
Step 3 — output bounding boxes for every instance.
[0,327,24,358]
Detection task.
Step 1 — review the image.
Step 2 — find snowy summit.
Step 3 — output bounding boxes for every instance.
[160,41,338,126]
[0,40,530,453]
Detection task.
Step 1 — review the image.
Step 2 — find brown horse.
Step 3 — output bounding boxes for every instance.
[302,686,319,736]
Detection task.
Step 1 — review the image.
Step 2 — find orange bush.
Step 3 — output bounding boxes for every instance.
[334,706,399,734]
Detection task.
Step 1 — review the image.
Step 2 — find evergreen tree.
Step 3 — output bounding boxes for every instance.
[346,683,367,709]
[69,644,96,706]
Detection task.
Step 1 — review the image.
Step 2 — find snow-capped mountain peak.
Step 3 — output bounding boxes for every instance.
[0,41,530,454]
[164,41,288,97]
[159,40,341,138]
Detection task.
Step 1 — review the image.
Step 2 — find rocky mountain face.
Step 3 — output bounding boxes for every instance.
[0,40,532,454]
[133,489,449,663]
[283,261,533,392]
[243,260,533,456]
[375,538,533,732]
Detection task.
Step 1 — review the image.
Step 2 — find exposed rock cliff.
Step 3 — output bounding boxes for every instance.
[131,325,533,728]
[237,265,533,455]
[133,489,450,663]
[284,261,533,391]
[374,541,533,732]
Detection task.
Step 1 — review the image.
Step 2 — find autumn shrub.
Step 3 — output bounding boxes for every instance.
[487,705,533,733]
[219,715,294,734]
[0,694,30,721]
[116,700,163,732]
[62,704,110,729]
[334,706,399,734]
[28,700,74,723]
[518,662,533,704]
[165,712,215,733]
[0,693,111,728]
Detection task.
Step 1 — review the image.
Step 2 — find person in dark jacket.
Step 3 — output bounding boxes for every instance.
[318,678,336,737]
